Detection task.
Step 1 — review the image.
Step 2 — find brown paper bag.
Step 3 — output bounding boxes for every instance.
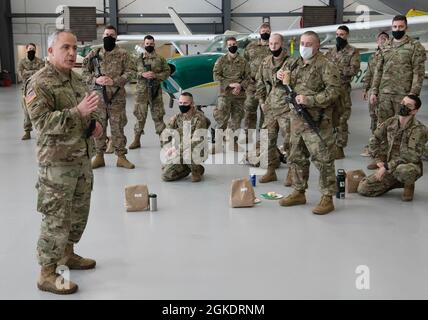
[230,178,256,208]
[125,185,149,212]
[346,170,366,193]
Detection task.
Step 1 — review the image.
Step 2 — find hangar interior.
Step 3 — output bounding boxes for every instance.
[0,0,428,299]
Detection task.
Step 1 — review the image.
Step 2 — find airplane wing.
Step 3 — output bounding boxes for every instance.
[116,6,219,47]
[270,15,428,44]
[166,6,192,36]
[117,34,218,45]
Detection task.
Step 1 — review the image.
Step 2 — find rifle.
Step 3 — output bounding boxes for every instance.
[282,74,326,146]
[85,119,96,138]
[91,55,110,107]
[144,63,154,109]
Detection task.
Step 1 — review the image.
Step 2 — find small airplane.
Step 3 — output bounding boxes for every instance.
[116,7,428,108]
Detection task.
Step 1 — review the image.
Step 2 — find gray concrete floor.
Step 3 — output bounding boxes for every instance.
[0,84,427,300]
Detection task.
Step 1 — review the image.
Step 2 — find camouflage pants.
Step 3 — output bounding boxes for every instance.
[288,117,337,196]
[377,93,405,125]
[244,84,264,130]
[36,161,93,266]
[261,110,291,168]
[133,93,166,136]
[21,97,32,132]
[161,164,204,181]
[95,99,128,155]
[213,95,245,131]
[358,163,422,197]
[368,101,378,134]
[335,88,352,148]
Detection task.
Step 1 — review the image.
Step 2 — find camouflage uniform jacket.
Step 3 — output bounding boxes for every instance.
[363,48,382,93]
[255,50,290,115]
[167,109,211,160]
[243,40,271,80]
[280,51,341,123]
[325,44,360,86]
[25,63,100,167]
[82,46,135,99]
[370,115,427,172]
[136,51,170,97]
[371,36,426,96]
[18,56,45,82]
[213,53,251,97]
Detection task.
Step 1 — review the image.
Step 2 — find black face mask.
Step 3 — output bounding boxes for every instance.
[145,46,155,53]
[228,46,238,54]
[179,104,191,114]
[270,47,283,57]
[392,30,406,40]
[27,50,36,61]
[336,37,348,50]
[103,36,116,51]
[260,32,270,41]
[399,105,412,117]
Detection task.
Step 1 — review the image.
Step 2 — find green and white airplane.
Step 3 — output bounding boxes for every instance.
[117,8,428,107]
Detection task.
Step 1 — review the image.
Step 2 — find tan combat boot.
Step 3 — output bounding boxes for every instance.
[105,137,114,154]
[335,146,345,160]
[91,153,105,169]
[117,155,135,169]
[402,184,415,202]
[58,243,96,270]
[279,190,306,207]
[259,167,277,183]
[129,134,141,150]
[37,265,78,295]
[191,166,205,183]
[21,131,31,140]
[284,169,292,187]
[312,195,335,215]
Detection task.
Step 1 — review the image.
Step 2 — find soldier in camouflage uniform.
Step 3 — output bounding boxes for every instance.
[18,43,45,140]
[370,15,426,129]
[129,35,171,149]
[255,33,291,184]
[25,31,102,294]
[212,36,251,153]
[358,95,427,201]
[243,23,271,132]
[82,25,136,169]
[369,15,426,170]
[325,25,360,159]
[361,32,389,157]
[277,31,340,215]
[161,92,210,182]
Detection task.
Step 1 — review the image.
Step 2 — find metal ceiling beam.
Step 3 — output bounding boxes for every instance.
[330,0,344,24]
[222,0,231,31]
[109,0,118,29]
[9,11,381,19]
[118,22,224,34]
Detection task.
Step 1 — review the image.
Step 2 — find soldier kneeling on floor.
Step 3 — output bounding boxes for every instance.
[161,92,211,182]
[358,95,427,201]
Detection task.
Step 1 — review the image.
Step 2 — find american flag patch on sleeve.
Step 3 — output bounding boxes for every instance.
[25,89,37,105]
